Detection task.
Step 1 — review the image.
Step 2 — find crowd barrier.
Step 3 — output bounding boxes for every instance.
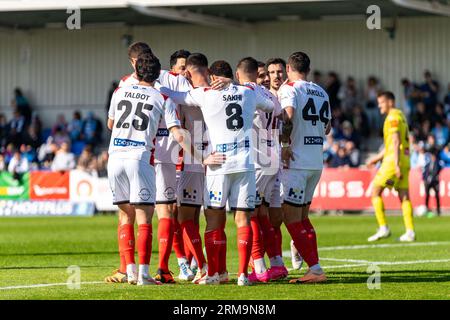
[0,168,445,216]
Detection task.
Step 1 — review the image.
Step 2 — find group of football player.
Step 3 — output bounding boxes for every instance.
[105,41,331,286]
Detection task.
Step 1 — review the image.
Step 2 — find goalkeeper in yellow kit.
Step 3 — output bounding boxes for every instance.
[366,91,415,242]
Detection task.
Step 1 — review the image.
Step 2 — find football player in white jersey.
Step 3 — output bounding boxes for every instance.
[169,49,195,281]
[235,57,283,283]
[105,42,151,284]
[279,52,331,284]
[175,53,212,283]
[107,53,193,285]
[259,58,291,277]
[161,60,274,286]
[257,61,270,90]
[112,42,194,284]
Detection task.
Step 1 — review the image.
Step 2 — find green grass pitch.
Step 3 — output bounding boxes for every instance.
[0,214,449,300]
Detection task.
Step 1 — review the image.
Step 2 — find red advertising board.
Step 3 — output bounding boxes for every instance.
[30,171,70,200]
[310,168,446,210]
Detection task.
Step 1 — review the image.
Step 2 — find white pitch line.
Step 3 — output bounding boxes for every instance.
[0,281,103,290]
[320,257,373,264]
[318,241,450,251]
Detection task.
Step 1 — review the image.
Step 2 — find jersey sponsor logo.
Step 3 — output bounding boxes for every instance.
[216,139,250,152]
[261,139,274,147]
[156,128,169,137]
[209,191,222,202]
[113,138,145,147]
[288,187,303,200]
[183,188,198,201]
[138,188,152,201]
[304,136,324,145]
[163,187,175,200]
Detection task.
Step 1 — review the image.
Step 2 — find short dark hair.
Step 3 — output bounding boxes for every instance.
[170,49,191,69]
[135,52,161,83]
[186,53,208,68]
[257,61,265,68]
[209,60,233,79]
[236,57,258,74]
[377,91,396,101]
[288,51,310,73]
[265,57,286,70]
[128,42,152,60]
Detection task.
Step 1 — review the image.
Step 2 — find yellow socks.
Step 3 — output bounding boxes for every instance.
[372,196,387,228]
[401,200,414,232]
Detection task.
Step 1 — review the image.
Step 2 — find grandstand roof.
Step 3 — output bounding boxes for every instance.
[0,0,448,30]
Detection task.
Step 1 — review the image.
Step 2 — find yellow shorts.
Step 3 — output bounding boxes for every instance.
[373,165,409,190]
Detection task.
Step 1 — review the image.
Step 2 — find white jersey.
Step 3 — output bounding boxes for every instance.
[118,71,191,164]
[160,84,274,175]
[279,79,331,170]
[179,103,207,173]
[108,85,180,164]
[245,82,282,174]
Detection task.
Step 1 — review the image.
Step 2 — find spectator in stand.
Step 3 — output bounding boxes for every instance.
[345,141,360,167]
[52,114,68,135]
[426,133,437,151]
[401,78,420,122]
[12,88,32,124]
[330,107,348,132]
[335,120,360,148]
[38,139,58,170]
[330,145,351,168]
[20,144,36,165]
[3,143,15,166]
[410,141,428,169]
[410,101,427,127]
[68,111,83,142]
[52,127,70,147]
[51,142,75,172]
[30,113,42,140]
[423,147,444,217]
[364,76,381,133]
[313,70,324,89]
[0,113,8,150]
[8,109,26,148]
[433,103,447,126]
[338,76,359,116]
[81,112,103,147]
[351,105,370,149]
[77,144,97,174]
[439,143,450,167]
[432,120,449,148]
[419,70,439,111]
[0,154,5,171]
[23,126,41,150]
[445,83,450,113]
[325,72,341,110]
[96,150,109,177]
[8,150,29,181]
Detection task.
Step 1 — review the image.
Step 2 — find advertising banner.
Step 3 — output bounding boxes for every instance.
[0,172,29,200]
[30,171,70,200]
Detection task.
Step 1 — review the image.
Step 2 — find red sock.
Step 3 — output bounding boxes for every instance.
[118,224,126,273]
[137,224,152,265]
[205,229,220,276]
[218,226,227,273]
[286,221,318,267]
[119,224,135,266]
[158,218,174,272]
[237,226,253,276]
[273,226,283,257]
[258,215,277,259]
[172,218,186,259]
[181,220,206,268]
[302,218,319,263]
[250,217,265,260]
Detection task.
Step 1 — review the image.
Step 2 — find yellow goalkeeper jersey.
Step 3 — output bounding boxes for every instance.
[381,108,410,169]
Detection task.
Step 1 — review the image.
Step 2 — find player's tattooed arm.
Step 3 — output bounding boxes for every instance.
[170,126,203,165]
